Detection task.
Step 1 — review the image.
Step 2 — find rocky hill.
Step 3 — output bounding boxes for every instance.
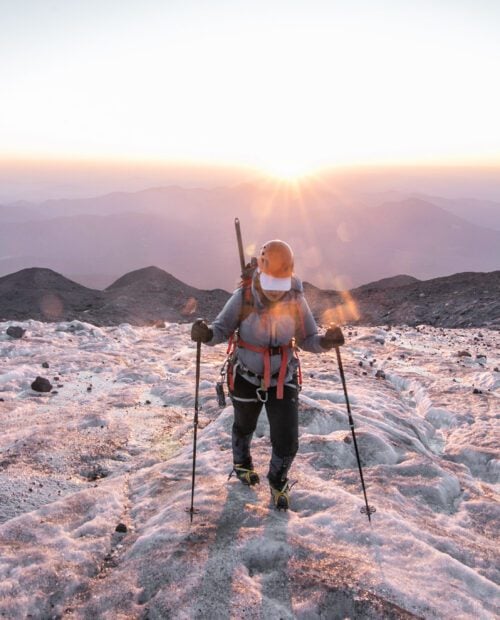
[0,267,229,326]
[98,266,229,324]
[304,270,500,329]
[1,267,499,329]
[0,268,103,322]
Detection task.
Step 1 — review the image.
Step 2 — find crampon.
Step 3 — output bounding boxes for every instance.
[270,479,296,511]
[229,464,260,486]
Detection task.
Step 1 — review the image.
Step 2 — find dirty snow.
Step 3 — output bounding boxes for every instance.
[0,320,499,619]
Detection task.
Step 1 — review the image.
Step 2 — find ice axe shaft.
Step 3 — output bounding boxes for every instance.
[234,217,245,274]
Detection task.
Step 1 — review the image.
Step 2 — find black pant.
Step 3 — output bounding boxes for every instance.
[231,372,299,483]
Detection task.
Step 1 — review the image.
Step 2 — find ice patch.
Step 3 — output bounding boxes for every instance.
[425,407,458,429]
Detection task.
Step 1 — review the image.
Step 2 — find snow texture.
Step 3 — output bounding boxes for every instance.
[0,320,499,619]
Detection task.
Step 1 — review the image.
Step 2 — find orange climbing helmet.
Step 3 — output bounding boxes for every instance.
[257,240,294,291]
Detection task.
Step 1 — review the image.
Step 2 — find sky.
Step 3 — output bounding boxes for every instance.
[1,0,500,179]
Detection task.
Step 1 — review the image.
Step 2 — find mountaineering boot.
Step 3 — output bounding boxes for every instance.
[267,450,296,510]
[230,463,260,486]
[269,478,293,511]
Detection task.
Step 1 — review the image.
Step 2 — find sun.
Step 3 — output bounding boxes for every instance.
[260,156,321,183]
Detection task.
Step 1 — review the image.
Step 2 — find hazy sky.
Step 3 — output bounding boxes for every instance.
[1,0,499,178]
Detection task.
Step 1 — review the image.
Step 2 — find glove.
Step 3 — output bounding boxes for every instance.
[191,318,213,343]
[320,324,345,350]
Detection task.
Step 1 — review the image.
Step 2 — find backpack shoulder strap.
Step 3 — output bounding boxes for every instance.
[291,291,306,340]
[238,279,255,324]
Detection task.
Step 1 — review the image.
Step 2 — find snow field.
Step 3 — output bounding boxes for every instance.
[0,320,498,618]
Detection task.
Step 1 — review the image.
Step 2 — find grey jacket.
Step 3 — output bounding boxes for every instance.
[208,272,326,386]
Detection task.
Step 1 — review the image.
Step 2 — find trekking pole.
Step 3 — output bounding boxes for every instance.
[335,346,376,523]
[186,340,202,522]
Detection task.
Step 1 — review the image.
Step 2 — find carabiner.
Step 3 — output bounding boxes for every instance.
[256,387,268,403]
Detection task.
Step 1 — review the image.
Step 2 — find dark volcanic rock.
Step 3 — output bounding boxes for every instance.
[0,268,102,323]
[1,266,499,329]
[305,271,500,329]
[31,377,53,393]
[0,266,229,326]
[96,266,229,325]
[355,274,420,292]
[6,325,25,339]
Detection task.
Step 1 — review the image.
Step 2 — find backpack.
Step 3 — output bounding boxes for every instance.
[216,259,304,403]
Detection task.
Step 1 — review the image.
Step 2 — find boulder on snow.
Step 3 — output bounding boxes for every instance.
[7,326,25,339]
[31,377,53,393]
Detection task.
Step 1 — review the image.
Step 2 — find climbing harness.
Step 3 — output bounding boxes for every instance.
[215,329,303,406]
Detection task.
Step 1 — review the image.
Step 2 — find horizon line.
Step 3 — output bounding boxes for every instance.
[1,153,500,172]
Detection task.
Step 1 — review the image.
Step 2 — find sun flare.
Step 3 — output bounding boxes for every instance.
[262,158,321,183]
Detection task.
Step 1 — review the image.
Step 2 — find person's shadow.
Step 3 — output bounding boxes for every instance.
[191,480,261,618]
[192,410,295,618]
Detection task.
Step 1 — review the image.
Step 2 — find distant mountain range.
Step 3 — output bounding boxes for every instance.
[1,183,499,291]
[1,266,498,329]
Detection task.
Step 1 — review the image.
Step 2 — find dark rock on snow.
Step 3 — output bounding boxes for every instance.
[81,464,109,481]
[31,377,53,393]
[6,325,25,339]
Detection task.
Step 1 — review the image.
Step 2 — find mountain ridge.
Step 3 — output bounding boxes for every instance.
[1,266,498,329]
[1,185,499,291]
